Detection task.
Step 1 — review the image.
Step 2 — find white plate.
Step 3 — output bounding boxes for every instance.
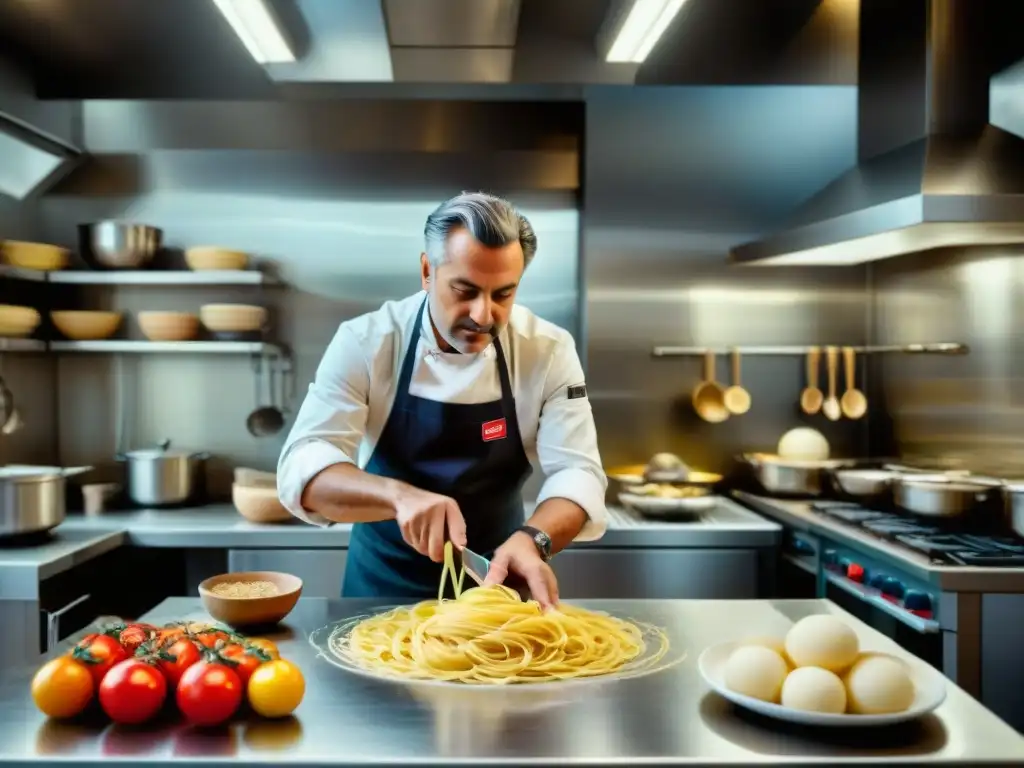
[698,641,947,727]
[619,492,716,514]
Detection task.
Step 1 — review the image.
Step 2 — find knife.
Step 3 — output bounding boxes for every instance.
[460,546,491,586]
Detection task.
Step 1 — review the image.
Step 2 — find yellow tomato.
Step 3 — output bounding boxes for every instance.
[247,659,305,718]
[246,638,280,659]
[31,657,94,719]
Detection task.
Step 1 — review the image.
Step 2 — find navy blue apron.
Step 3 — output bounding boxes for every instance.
[341,296,533,599]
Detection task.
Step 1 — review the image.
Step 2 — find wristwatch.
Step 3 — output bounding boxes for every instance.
[517,525,553,562]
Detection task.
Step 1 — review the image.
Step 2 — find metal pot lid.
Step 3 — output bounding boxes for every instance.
[123,448,197,459]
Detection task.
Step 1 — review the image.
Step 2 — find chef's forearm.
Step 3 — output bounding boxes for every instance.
[526,498,588,555]
[300,463,406,524]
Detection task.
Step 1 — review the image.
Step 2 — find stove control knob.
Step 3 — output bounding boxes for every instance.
[882,577,905,600]
[903,590,933,619]
[868,573,888,591]
[846,563,865,583]
[839,558,853,573]
[822,549,839,570]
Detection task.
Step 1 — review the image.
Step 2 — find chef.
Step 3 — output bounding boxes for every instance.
[277,192,607,609]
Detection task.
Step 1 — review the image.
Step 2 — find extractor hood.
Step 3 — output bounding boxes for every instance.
[0,112,81,201]
[731,0,1024,266]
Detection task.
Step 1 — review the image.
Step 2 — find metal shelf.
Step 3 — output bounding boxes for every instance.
[0,338,46,352]
[47,270,277,286]
[49,341,279,354]
[0,265,47,282]
[651,343,969,357]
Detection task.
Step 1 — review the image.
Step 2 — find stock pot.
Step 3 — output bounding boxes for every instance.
[0,465,91,538]
[119,441,209,506]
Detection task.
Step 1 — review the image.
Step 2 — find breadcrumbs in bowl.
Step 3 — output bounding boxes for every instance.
[199,571,302,628]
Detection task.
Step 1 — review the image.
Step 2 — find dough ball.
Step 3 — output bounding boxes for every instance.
[781,667,847,714]
[740,636,791,664]
[723,645,789,703]
[777,428,830,461]
[648,452,685,471]
[844,654,915,714]
[785,615,860,672]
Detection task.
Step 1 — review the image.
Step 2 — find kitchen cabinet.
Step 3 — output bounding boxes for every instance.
[552,549,761,600]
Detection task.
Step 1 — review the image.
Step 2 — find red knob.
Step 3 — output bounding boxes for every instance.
[847,563,865,583]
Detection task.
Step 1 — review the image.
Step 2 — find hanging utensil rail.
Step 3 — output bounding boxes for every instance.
[651,343,968,357]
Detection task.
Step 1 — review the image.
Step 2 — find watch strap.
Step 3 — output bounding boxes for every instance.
[518,525,552,561]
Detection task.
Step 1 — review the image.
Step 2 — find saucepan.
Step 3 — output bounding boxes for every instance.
[0,465,93,538]
[738,453,854,498]
[828,468,900,503]
[892,475,1002,519]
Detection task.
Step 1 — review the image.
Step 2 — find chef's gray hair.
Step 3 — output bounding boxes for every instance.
[424,192,537,270]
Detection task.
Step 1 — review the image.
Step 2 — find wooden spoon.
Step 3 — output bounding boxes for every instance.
[692,349,729,423]
[799,347,823,414]
[840,346,867,419]
[822,346,841,421]
[723,348,751,415]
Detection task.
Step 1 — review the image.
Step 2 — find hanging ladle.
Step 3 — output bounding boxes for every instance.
[246,354,285,437]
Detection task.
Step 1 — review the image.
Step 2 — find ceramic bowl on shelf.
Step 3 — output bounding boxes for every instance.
[1,240,69,271]
[185,246,249,271]
[50,311,122,340]
[137,311,200,341]
[0,304,41,337]
[200,303,267,333]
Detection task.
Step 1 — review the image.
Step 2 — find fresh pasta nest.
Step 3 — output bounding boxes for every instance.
[324,543,672,685]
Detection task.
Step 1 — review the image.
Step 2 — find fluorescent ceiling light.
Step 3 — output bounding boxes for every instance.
[606,0,688,63]
[211,0,295,63]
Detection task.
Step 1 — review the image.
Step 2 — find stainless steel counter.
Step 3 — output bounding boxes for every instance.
[736,491,1024,593]
[1,597,1021,767]
[0,529,125,599]
[0,499,780,600]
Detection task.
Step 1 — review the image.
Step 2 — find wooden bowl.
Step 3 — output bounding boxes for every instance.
[185,246,249,271]
[137,311,199,341]
[1,240,69,271]
[232,482,291,523]
[199,303,266,333]
[198,571,302,627]
[0,304,41,337]
[51,311,122,340]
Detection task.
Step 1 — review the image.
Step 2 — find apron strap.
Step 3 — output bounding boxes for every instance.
[395,295,428,396]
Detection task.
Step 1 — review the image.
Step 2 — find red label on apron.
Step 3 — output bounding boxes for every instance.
[481,418,507,442]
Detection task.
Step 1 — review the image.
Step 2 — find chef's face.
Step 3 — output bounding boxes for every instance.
[421,226,524,354]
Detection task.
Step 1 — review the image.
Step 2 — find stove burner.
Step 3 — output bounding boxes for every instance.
[811,501,1024,567]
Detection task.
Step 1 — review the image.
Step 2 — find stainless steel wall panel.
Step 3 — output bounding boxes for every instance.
[582,86,871,475]
[870,246,1024,474]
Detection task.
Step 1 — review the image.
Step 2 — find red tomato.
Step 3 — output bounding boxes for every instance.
[115,623,155,653]
[219,643,267,686]
[98,659,167,724]
[72,634,129,686]
[156,638,201,687]
[176,661,243,727]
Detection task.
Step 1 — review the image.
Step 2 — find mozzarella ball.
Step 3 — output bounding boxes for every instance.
[740,636,791,664]
[723,645,789,703]
[844,654,915,714]
[785,615,860,672]
[777,428,830,461]
[781,666,847,714]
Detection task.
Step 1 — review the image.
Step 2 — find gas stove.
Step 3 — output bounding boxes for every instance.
[810,500,1024,567]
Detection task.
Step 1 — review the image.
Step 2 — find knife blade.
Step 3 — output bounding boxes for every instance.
[460,546,490,586]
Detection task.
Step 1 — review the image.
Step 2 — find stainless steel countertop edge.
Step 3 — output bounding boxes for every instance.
[0,502,782,597]
[733,491,1024,593]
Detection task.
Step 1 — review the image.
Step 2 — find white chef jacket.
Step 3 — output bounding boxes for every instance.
[277,291,608,541]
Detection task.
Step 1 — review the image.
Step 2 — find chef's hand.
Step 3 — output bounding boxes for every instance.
[393,486,467,563]
[484,532,559,610]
